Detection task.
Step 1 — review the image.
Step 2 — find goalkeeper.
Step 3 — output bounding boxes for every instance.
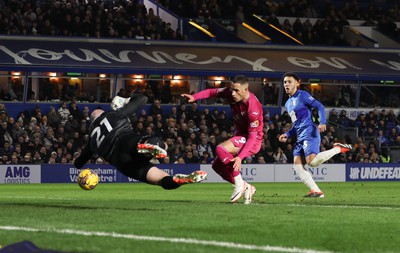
[74,93,207,189]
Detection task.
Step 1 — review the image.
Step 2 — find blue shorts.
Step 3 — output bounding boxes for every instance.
[293,137,320,157]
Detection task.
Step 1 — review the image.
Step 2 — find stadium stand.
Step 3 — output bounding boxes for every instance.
[0,0,399,164]
[0,0,398,46]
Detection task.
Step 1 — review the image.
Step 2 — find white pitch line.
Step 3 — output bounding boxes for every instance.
[254,203,400,211]
[0,196,73,200]
[0,225,337,253]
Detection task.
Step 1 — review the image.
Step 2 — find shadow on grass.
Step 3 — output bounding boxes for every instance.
[1,202,162,211]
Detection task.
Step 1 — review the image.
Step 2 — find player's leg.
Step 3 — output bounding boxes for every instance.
[137,140,207,188]
[243,183,256,205]
[292,141,324,198]
[137,136,168,159]
[212,141,244,201]
[214,137,257,203]
[126,163,206,190]
[308,142,352,167]
[113,137,206,190]
[230,136,259,204]
[215,142,235,165]
[147,167,207,189]
[211,157,235,183]
[293,156,324,198]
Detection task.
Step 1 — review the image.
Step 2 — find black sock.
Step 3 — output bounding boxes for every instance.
[160,176,181,190]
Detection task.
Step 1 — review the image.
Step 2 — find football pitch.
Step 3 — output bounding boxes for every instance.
[0,182,399,253]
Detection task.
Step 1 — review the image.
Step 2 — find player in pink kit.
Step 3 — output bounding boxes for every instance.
[181,75,263,204]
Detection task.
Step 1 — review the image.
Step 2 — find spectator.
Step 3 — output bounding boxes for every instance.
[359,153,372,163]
[177,122,191,143]
[380,148,391,163]
[183,150,199,163]
[377,129,389,146]
[58,102,70,126]
[187,119,199,134]
[0,140,14,157]
[284,143,294,163]
[187,103,201,125]
[198,3,211,19]
[177,104,187,122]
[1,121,13,145]
[162,156,171,164]
[21,151,35,164]
[55,126,68,140]
[267,122,280,150]
[346,152,355,163]
[43,127,56,148]
[47,106,61,128]
[355,147,367,162]
[10,155,20,164]
[48,156,57,164]
[39,146,49,163]
[1,155,10,164]
[387,128,398,145]
[134,121,147,137]
[175,157,185,164]
[167,106,178,121]
[64,115,80,137]
[243,156,253,164]
[164,118,178,139]
[197,136,214,158]
[16,112,28,127]
[69,101,82,120]
[149,99,162,116]
[273,147,287,164]
[170,145,183,163]
[370,152,380,163]
[31,106,42,121]
[216,111,230,132]
[199,151,213,164]
[256,155,266,164]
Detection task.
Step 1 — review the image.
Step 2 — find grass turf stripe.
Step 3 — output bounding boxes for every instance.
[0,225,337,253]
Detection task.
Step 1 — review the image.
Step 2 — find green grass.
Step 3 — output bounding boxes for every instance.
[0,182,399,253]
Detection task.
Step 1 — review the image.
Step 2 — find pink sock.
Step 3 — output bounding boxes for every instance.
[232,169,240,177]
[212,158,234,184]
[215,145,234,165]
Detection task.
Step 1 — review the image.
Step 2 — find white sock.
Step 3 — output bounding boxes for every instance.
[293,164,321,192]
[233,174,244,188]
[309,147,340,167]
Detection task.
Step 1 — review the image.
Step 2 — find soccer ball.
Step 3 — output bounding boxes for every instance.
[77,169,99,190]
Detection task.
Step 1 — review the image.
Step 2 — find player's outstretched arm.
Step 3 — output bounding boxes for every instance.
[119,93,148,116]
[181,94,195,103]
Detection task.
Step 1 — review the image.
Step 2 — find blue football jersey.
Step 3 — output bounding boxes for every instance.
[284,90,326,142]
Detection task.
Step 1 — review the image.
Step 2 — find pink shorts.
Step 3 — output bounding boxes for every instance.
[229,135,262,156]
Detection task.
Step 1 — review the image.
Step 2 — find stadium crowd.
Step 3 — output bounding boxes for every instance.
[0,93,399,165]
[0,0,399,165]
[0,0,184,40]
[161,0,399,46]
[0,0,398,46]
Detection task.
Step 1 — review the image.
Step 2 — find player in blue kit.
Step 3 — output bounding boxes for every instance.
[279,72,352,198]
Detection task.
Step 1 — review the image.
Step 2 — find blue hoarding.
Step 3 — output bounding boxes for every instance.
[346,163,400,181]
[40,164,200,183]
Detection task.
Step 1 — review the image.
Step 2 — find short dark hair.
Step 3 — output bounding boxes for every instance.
[231,75,248,85]
[282,72,300,82]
